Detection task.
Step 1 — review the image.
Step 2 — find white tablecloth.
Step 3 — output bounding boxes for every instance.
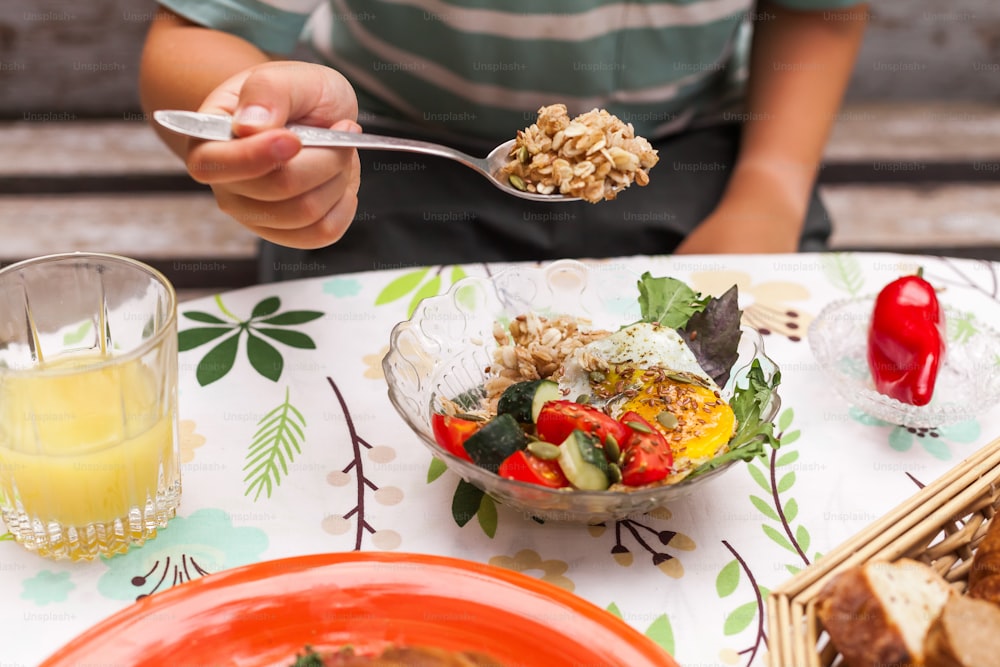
[4,252,1000,667]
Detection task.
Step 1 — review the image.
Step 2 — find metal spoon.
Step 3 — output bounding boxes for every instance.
[153,110,579,203]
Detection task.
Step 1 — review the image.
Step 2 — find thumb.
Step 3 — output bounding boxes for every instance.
[230,68,291,136]
[230,61,358,137]
[232,103,280,134]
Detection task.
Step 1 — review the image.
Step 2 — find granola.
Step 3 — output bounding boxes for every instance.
[500,104,659,203]
[481,312,610,412]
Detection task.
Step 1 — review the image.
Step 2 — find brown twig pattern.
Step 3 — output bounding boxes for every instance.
[327,376,378,550]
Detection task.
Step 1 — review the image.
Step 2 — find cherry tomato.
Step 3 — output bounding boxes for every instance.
[618,411,673,487]
[430,413,481,462]
[535,400,629,448]
[497,450,570,488]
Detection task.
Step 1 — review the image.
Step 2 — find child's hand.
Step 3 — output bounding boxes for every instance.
[185,61,362,249]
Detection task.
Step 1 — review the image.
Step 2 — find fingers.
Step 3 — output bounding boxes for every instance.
[187,61,364,249]
[186,128,302,184]
[214,148,363,250]
[199,124,360,201]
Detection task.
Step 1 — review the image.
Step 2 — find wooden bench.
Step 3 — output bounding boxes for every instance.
[0,119,258,299]
[2,101,999,300]
[821,101,1000,259]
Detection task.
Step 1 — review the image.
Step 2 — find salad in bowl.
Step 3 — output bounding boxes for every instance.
[382,260,781,522]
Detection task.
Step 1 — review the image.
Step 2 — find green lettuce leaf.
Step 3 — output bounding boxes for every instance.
[634,272,709,329]
[687,359,782,477]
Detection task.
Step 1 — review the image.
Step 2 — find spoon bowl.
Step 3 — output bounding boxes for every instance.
[153,110,579,202]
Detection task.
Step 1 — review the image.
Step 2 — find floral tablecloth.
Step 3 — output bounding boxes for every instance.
[4,252,1000,667]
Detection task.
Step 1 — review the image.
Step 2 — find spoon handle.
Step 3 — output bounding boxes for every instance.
[153,110,487,172]
[286,125,486,172]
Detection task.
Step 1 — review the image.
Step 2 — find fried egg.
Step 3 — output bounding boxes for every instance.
[558,322,736,469]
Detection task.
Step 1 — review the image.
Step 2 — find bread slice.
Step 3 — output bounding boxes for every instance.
[816,558,953,667]
[924,593,1000,667]
[968,517,1000,605]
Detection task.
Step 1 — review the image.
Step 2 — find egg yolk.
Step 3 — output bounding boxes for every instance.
[589,364,736,464]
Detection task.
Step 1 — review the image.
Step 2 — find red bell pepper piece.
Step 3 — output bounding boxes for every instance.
[535,400,630,448]
[430,413,481,461]
[866,269,946,406]
[618,411,673,486]
[497,450,570,488]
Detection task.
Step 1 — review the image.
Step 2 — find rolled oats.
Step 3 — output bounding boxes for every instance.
[501,104,659,203]
[482,312,610,413]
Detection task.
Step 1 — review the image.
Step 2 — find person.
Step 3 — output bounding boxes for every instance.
[139,1,869,281]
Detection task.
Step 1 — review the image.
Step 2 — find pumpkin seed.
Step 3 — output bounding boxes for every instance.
[664,370,711,388]
[508,174,527,191]
[527,440,562,461]
[517,145,529,164]
[607,462,623,485]
[575,393,591,405]
[454,412,486,422]
[603,433,621,463]
[588,370,607,383]
[656,411,679,430]
[624,420,653,434]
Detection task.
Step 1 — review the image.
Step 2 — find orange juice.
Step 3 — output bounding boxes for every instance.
[0,354,178,557]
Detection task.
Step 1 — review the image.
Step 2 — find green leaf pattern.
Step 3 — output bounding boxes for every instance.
[197,332,241,386]
[243,387,307,501]
[747,407,818,566]
[375,269,429,305]
[177,295,323,502]
[712,408,817,657]
[821,252,864,295]
[716,553,761,644]
[408,274,442,318]
[373,265,471,317]
[723,601,757,636]
[947,310,979,344]
[179,296,322,386]
[427,458,448,483]
[606,604,674,655]
[451,479,485,528]
[715,560,740,597]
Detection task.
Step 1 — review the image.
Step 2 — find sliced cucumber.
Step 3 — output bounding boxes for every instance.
[558,430,610,491]
[497,379,560,423]
[464,413,527,472]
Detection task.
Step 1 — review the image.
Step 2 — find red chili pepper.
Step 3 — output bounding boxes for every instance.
[866,269,946,406]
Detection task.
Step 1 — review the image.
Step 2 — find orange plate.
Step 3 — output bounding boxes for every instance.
[40,551,680,667]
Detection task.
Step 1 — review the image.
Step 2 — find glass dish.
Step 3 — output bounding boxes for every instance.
[808,295,1000,428]
[383,259,781,523]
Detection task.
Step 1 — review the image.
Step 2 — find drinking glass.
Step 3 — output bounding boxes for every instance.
[0,253,180,560]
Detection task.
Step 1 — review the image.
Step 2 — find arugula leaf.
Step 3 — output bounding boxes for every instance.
[635,272,709,329]
[680,284,742,387]
[687,359,782,478]
[290,647,325,667]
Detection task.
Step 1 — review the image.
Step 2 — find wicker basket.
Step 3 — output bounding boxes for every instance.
[766,436,1000,667]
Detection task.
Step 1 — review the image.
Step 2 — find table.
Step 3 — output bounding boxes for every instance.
[4,251,1000,667]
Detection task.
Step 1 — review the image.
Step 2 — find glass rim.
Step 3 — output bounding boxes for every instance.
[0,252,178,375]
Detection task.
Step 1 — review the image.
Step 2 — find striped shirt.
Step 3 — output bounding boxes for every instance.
[158,0,863,142]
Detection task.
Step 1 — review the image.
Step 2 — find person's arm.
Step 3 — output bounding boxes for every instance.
[139,9,274,155]
[138,8,363,249]
[675,1,869,254]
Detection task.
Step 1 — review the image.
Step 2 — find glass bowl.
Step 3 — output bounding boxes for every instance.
[808,295,1000,428]
[382,260,781,523]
